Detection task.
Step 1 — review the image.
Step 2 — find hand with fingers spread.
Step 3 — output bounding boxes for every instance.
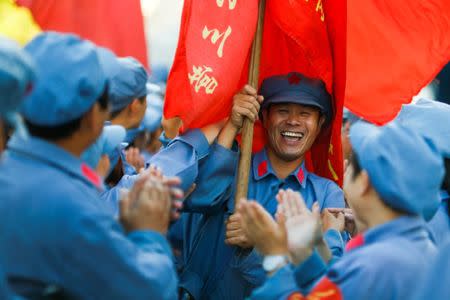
[145,165,185,222]
[277,189,323,265]
[321,208,345,233]
[230,85,264,130]
[125,147,145,172]
[238,199,288,255]
[225,212,253,249]
[119,167,183,234]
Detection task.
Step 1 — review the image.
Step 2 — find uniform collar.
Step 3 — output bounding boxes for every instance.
[7,134,103,190]
[252,148,308,188]
[346,215,427,252]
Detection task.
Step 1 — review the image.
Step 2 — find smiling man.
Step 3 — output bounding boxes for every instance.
[176,72,345,299]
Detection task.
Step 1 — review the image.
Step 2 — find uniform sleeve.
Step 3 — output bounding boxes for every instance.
[248,265,300,300]
[182,141,239,214]
[60,212,178,300]
[322,181,345,209]
[292,250,328,292]
[147,129,210,192]
[99,129,211,215]
[324,229,345,259]
[291,231,345,291]
[231,248,266,287]
[250,265,347,300]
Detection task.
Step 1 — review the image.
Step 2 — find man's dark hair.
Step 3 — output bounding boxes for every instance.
[110,95,146,120]
[350,152,362,180]
[25,84,109,141]
[443,157,450,194]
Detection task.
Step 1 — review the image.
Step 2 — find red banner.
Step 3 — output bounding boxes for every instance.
[16,0,149,68]
[344,0,450,124]
[165,0,344,186]
[165,0,258,128]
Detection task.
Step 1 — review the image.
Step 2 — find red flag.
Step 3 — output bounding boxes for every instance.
[165,0,258,128]
[344,1,450,124]
[165,0,344,186]
[16,0,148,68]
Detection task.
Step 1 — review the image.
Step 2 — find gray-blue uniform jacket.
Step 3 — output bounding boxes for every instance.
[0,135,178,299]
[428,191,450,246]
[250,216,437,300]
[175,139,345,299]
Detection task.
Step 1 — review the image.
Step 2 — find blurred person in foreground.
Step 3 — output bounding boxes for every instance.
[0,32,180,299]
[395,98,450,246]
[239,120,443,300]
[0,35,35,300]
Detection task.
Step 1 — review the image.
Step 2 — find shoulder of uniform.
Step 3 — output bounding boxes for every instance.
[307,172,341,190]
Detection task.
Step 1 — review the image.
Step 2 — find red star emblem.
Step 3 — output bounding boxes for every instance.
[288,73,301,85]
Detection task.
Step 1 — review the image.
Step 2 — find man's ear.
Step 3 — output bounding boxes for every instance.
[359,170,372,196]
[318,114,326,128]
[129,98,140,113]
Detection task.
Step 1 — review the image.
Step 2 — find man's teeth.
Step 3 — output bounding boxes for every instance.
[281,131,304,138]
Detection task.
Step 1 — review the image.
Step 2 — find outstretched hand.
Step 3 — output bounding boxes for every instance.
[238,199,288,255]
[120,166,183,234]
[277,189,323,265]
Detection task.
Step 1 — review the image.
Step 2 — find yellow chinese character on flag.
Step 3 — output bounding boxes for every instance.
[188,65,219,94]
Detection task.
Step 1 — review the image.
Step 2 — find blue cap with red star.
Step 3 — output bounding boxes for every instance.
[259,72,333,126]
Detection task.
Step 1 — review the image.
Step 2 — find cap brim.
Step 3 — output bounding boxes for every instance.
[102,125,126,154]
[262,91,324,112]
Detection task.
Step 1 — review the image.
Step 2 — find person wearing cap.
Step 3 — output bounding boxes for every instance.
[0,35,36,300]
[102,56,149,179]
[341,108,360,161]
[0,32,179,299]
[240,120,443,300]
[172,73,345,300]
[81,124,127,178]
[121,84,165,172]
[0,36,35,151]
[396,98,450,246]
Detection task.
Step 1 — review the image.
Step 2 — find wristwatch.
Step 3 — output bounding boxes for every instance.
[262,255,289,273]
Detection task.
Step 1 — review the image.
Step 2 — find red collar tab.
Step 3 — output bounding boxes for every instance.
[258,160,268,177]
[308,276,343,299]
[287,292,304,300]
[297,167,305,184]
[81,163,102,188]
[345,234,365,252]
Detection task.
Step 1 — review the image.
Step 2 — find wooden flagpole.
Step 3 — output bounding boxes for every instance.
[235,0,266,205]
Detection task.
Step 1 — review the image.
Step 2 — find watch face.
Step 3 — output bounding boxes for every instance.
[263,255,287,272]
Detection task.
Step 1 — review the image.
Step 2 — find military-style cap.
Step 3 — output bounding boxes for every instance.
[396,98,450,158]
[81,125,126,169]
[350,121,444,220]
[259,72,333,126]
[22,32,107,126]
[143,83,163,132]
[0,36,35,132]
[100,55,148,113]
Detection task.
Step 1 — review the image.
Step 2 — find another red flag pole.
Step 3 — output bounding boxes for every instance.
[235,0,266,206]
